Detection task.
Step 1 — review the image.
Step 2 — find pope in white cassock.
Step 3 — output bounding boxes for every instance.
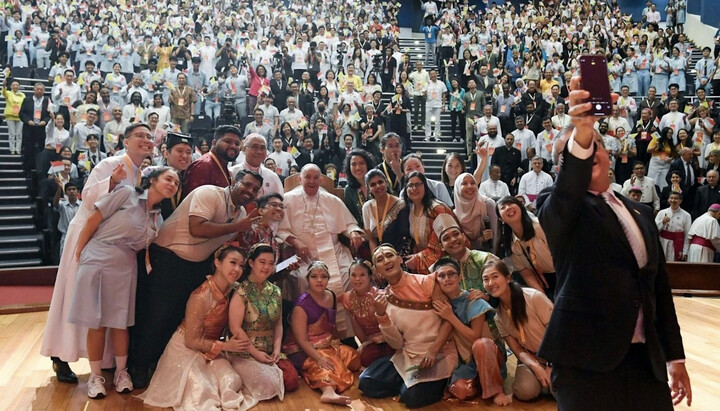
[277,164,365,339]
[686,204,720,263]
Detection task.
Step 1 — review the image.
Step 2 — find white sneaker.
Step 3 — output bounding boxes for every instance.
[452,138,458,142]
[113,368,133,393]
[87,374,106,399]
[424,137,430,141]
[434,136,441,142]
[459,138,465,143]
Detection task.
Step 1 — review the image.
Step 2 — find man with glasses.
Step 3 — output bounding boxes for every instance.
[129,169,264,388]
[229,133,284,200]
[41,123,155,385]
[235,192,286,259]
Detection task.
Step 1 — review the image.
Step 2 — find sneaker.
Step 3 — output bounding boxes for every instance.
[424,137,430,141]
[434,136,441,142]
[87,374,106,399]
[452,138,458,142]
[113,368,134,394]
[459,138,465,143]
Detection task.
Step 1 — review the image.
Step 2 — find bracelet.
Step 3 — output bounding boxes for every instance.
[110,176,118,184]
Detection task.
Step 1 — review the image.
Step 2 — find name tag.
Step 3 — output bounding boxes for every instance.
[178,97,185,106]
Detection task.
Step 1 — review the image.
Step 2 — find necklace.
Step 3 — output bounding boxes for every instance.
[302,192,320,230]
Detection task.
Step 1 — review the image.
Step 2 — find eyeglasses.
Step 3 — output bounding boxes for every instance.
[406,182,423,190]
[265,202,285,210]
[131,133,154,141]
[246,144,267,151]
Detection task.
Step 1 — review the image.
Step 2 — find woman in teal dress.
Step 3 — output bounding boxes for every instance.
[227,244,299,407]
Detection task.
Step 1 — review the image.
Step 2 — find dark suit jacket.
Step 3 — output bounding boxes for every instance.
[491,145,522,188]
[270,80,289,111]
[692,183,720,219]
[19,95,52,126]
[665,158,707,194]
[475,75,496,101]
[520,91,546,117]
[296,148,324,170]
[524,113,543,136]
[536,147,685,381]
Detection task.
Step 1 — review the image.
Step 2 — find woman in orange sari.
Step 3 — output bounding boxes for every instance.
[282,261,361,405]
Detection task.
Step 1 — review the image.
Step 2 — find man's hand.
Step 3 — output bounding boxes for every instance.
[373,292,388,316]
[668,362,692,406]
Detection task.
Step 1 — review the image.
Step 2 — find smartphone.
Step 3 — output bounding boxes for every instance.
[578,54,613,116]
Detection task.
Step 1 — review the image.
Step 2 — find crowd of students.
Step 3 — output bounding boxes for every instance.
[0,0,716,408]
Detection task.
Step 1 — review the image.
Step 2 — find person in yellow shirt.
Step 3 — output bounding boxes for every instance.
[2,77,26,154]
[538,70,559,96]
[338,64,364,93]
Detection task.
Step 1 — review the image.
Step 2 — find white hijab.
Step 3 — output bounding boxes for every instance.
[453,173,497,241]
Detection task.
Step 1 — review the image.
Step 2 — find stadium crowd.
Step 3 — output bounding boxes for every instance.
[0,0,712,408]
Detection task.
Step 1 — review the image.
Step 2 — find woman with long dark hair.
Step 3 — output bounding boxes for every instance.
[482,259,554,402]
[495,196,555,297]
[361,169,412,256]
[69,167,179,399]
[343,148,376,227]
[403,171,458,274]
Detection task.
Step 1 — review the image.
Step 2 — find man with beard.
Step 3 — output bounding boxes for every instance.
[129,169,263,388]
[182,125,242,197]
[476,123,505,182]
[631,108,658,167]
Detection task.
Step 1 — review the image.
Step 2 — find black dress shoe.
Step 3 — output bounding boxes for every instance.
[51,359,78,384]
[129,366,149,389]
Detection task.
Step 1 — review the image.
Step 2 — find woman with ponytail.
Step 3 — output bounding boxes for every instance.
[68,167,179,399]
[481,259,554,402]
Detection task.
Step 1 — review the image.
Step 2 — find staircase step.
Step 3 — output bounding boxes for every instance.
[0,258,44,268]
[0,234,43,248]
[0,246,41,256]
[0,204,35,212]
[0,214,34,222]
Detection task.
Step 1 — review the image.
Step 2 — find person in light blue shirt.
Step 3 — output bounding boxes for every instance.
[420,16,440,66]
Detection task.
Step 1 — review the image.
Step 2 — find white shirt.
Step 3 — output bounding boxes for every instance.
[518,170,553,205]
[479,178,511,200]
[552,113,571,130]
[268,150,297,177]
[425,80,447,108]
[621,176,660,210]
[511,129,537,161]
[228,162,284,198]
[535,129,558,163]
[475,115,502,137]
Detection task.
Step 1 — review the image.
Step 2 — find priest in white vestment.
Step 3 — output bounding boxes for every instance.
[686,204,720,262]
[655,192,692,261]
[277,164,364,338]
[228,133,284,199]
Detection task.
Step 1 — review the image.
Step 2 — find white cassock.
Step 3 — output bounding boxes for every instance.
[654,207,692,262]
[479,178,511,200]
[475,134,505,182]
[41,155,141,364]
[518,170,553,206]
[277,187,362,339]
[228,162,284,198]
[686,213,720,263]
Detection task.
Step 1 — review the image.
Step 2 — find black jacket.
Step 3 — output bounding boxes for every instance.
[537,147,685,381]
